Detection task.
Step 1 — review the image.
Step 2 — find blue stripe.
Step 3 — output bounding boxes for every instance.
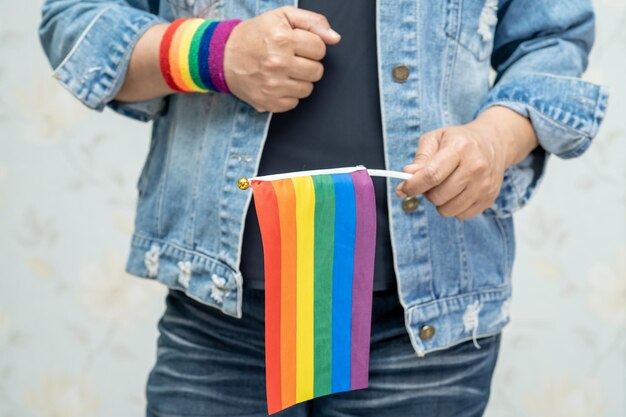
[198,21,219,92]
[330,173,356,393]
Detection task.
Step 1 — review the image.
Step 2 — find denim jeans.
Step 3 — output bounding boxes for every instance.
[146,288,501,417]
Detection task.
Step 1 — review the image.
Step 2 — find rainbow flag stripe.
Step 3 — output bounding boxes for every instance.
[250,167,376,414]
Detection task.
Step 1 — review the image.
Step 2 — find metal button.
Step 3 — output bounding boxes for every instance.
[237,177,250,190]
[392,64,410,82]
[419,325,436,341]
[402,196,419,213]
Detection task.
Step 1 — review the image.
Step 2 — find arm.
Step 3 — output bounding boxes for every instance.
[481,0,608,159]
[397,0,608,219]
[39,0,168,121]
[112,7,341,112]
[114,23,172,102]
[40,2,340,118]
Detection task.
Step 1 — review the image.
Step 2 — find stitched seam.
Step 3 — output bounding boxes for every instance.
[411,0,434,302]
[423,206,436,300]
[102,17,164,104]
[492,216,510,282]
[218,100,244,261]
[419,329,504,356]
[51,7,111,75]
[375,0,423,359]
[133,231,235,272]
[481,98,594,139]
[406,286,510,312]
[441,2,458,126]
[456,220,471,292]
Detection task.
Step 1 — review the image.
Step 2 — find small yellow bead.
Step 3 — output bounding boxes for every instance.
[237,178,250,190]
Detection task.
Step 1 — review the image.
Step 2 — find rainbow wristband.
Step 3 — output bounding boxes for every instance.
[159,18,242,93]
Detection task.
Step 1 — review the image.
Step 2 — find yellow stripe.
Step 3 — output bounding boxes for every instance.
[292,176,315,403]
[178,18,205,92]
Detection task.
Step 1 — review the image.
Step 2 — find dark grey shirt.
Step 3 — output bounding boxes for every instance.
[240,0,396,291]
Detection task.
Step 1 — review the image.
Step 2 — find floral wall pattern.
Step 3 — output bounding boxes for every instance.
[0,1,624,416]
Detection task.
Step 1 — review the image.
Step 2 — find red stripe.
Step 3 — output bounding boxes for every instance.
[159,19,188,92]
[251,180,282,414]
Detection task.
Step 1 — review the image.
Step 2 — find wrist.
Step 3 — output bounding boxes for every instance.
[473,106,539,169]
[115,23,173,102]
[159,18,242,94]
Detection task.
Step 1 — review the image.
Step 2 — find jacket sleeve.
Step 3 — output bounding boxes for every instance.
[478,0,609,216]
[39,0,169,121]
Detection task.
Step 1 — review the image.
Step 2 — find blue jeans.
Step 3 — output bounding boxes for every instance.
[146,288,501,417]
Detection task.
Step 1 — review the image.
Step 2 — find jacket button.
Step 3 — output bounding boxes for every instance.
[402,196,419,213]
[419,325,436,341]
[237,177,250,190]
[392,64,410,82]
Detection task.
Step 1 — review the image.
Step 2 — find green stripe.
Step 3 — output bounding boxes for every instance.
[312,174,335,397]
[188,20,214,91]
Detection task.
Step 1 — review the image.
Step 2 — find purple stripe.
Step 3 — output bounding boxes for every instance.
[349,169,376,390]
[209,19,242,93]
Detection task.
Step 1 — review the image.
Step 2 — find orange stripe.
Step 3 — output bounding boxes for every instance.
[272,179,297,409]
[250,180,282,414]
[169,19,195,92]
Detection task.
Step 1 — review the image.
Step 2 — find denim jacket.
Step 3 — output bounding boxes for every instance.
[39,0,607,356]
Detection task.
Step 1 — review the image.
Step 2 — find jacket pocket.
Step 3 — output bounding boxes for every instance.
[460,211,513,290]
[445,0,498,61]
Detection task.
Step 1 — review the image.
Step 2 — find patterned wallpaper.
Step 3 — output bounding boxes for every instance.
[0,1,624,416]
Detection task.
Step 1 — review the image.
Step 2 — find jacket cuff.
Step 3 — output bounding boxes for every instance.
[51,6,167,116]
[477,74,609,159]
[488,148,549,217]
[107,97,167,122]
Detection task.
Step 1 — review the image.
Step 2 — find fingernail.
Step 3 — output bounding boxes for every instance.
[328,28,341,40]
[396,186,407,198]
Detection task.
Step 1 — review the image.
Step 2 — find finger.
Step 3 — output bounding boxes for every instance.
[269,97,300,113]
[287,79,314,99]
[456,203,487,221]
[288,57,324,82]
[267,78,314,98]
[424,166,469,207]
[397,146,461,197]
[435,186,478,218]
[280,6,341,44]
[292,29,326,60]
[403,131,442,174]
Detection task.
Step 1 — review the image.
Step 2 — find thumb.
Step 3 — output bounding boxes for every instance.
[403,130,443,174]
[280,6,341,44]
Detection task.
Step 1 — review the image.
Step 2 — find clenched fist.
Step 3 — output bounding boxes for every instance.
[223,6,341,113]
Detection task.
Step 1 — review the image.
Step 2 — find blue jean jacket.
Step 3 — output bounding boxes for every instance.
[39,0,608,356]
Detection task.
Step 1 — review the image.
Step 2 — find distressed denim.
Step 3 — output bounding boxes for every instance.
[147,288,501,417]
[39,0,608,356]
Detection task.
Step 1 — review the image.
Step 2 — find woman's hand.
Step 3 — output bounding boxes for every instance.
[223,6,341,113]
[396,106,539,220]
[115,6,339,107]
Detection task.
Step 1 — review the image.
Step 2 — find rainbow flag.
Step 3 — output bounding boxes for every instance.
[247,166,378,414]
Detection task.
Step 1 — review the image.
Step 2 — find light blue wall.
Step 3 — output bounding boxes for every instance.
[0,1,623,416]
